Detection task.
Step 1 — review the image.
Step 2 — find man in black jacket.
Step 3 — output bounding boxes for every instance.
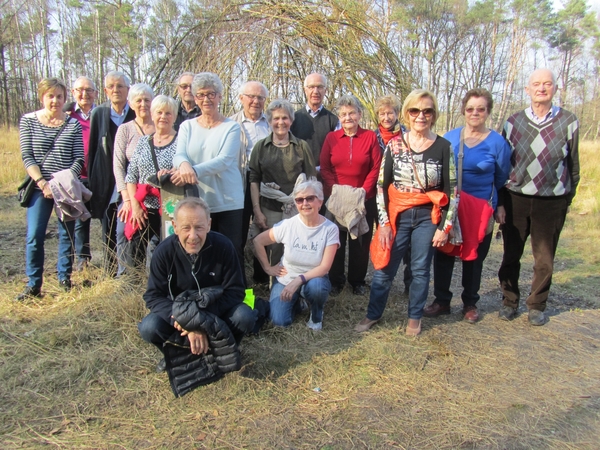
[138,197,255,365]
[87,71,136,275]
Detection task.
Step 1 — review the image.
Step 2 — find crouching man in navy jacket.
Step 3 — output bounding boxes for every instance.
[138,197,255,391]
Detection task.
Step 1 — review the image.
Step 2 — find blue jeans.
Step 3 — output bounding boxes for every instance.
[367,206,437,320]
[269,276,331,327]
[74,217,91,262]
[26,189,75,288]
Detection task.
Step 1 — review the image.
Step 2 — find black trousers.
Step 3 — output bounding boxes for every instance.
[498,192,568,311]
[329,196,377,288]
[101,202,119,276]
[433,231,493,308]
[241,176,268,284]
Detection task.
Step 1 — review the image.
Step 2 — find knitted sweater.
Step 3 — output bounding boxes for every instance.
[290,107,338,164]
[502,108,580,205]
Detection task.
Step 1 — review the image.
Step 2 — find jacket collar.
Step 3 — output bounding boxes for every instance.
[263,131,300,146]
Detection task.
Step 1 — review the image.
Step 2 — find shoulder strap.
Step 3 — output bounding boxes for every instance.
[39,118,70,170]
[457,128,464,194]
[147,134,160,175]
[400,132,427,191]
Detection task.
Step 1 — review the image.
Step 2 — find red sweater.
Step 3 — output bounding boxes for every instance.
[320,127,382,199]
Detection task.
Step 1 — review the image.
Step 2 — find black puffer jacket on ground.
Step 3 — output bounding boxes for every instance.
[164,289,241,397]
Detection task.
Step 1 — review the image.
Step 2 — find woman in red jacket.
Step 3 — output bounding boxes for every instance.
[320,95,382,296]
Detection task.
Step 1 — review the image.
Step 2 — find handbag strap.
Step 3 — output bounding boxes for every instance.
[400,132,427,192]
[147,134,160,175]
[38,118,70,170]
[456,128,465,195]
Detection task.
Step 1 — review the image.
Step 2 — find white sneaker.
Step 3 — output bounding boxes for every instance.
[307,314,322,331]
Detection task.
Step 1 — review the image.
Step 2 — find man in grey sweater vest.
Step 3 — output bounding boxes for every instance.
[498,68,580,326]
[290,73,338,166]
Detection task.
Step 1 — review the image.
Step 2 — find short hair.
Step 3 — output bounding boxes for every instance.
[73,76,97,91]
[178,72,195,84]
[375,94,402,116]
[192,72,223,95]
[529,68,557,86]
[128,83,154,103]
[401,89,440,127]
[174,197,211,221]
[238,81,269,98]
[335,94,363,114]
[38,78,68,102]
[460,88,494,115]
[265,98,295,123]
[151,95,178,116]
[304,73,328,89]
[293,177,324,201]
[104,71,130,88]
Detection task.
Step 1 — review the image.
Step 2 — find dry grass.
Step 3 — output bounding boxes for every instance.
[0,127,25,193]
[0,137,599,448]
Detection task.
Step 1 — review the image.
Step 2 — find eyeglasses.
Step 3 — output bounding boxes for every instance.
[106,84,127,91]
[305,85,326,91]
[178,83,192,90]
[74,88,96,95]
[195,92,217,100]
[407,108,434,118]
[465,106,488,114]
[242,93,266,102]
[294,195,318,204]
[338,110,359,119]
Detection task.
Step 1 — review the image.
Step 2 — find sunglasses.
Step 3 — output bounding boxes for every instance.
[465,106,488,114]
[294,195,318,204]
[408,108,434,118]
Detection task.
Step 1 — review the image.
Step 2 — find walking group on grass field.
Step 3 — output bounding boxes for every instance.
[17,67,579,395]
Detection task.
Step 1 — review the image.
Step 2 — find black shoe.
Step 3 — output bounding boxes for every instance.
[59,279,72,292]
[352,285,367,296]
[498,306,517,321]
[15,286,41,301]
[528,310,546,326]
[156,358,167,373]
[329,285,343,297]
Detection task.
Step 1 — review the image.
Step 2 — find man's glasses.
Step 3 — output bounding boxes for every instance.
[294,195,318,204]
[195,92,217,100]
[407,108,434,118]
[242,94,266,102]
[74,88,96,95]
[305,85,326,91]
[106,84,127,91]
[178,84,192,90]
[465,106,488,114]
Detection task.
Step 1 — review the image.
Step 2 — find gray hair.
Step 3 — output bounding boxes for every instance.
[239,81,269,98]
[73,76,97,91]
[128,83,154,103]
[265,98,295,123]
[192,72,223,95]
[304,73,328,89]
[150,95,178,116]
[178,72,195,84]
[104,71,130,88]
[174,197,211,220]
[293,177,324,201]
[335,94,363,114]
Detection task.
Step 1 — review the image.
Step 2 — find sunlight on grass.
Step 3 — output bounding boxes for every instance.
[0,137,599,448]
[0,126,25,192]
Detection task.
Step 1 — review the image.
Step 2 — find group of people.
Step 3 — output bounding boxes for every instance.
[18,67,579,382]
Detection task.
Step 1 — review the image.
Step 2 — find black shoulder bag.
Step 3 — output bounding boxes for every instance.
[18,119,70,207]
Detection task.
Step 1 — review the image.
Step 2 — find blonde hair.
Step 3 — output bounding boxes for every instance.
[401,89,439,127]
[375,94,402,116]
[38,78,68,102]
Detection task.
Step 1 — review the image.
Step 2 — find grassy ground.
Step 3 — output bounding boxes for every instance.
[1,127,599,449]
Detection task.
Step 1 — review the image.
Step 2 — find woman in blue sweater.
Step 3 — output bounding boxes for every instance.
[424,89,511,323]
